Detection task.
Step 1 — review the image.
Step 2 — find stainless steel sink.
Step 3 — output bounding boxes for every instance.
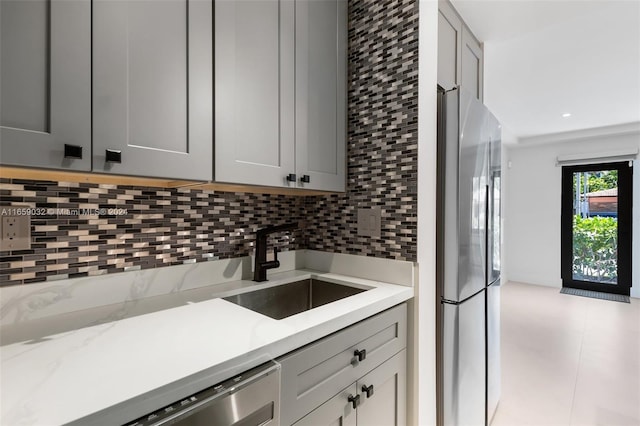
[223,278,368,320]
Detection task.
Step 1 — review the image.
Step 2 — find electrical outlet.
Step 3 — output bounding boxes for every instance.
[357,207,381,238]
[0,212,31,251]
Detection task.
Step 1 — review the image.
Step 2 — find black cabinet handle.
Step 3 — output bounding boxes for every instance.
[354,349,367,362]
[64,144,83,159]
[286,173,297,182]
[106,149,122,163]
[347,394,360,409]
[300,175,310,183]
[362,384,374,398]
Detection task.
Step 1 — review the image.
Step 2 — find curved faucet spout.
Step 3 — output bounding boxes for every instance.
[253,223,297,282]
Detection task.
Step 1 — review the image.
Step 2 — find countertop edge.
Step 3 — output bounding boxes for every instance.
[69,290,413,426]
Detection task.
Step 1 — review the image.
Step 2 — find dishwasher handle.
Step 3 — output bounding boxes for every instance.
[126,361,281,426]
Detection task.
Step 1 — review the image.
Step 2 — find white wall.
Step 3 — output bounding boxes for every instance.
[416,1,439,425]
[499,127,518,285]
[504,133,640,297]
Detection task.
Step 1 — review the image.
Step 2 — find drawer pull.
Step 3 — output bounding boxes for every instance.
[362,384,374,398]
[64,144,83,159]
[347,393,360,409]
[286,173,297,182]
[106,149,122,163]
[300,174,310,183]
[354,348,367,362]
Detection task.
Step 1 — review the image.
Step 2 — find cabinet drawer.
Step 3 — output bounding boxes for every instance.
[279,303,407,425]
[292,383,357,426]
[292,350,407,426]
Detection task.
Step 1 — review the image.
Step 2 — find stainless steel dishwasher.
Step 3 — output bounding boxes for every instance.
[124,361,280,426]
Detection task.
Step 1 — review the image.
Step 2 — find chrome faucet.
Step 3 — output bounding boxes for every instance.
[253,223,297,282]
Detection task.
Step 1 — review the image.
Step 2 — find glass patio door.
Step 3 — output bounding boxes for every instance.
[561,162,633,296]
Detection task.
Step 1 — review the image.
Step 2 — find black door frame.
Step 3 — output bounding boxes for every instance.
[561,161,633,296]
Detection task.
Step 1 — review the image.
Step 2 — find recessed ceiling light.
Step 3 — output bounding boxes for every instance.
[562,113,572,118]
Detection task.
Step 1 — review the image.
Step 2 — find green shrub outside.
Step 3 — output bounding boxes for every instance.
[573,215,617,283]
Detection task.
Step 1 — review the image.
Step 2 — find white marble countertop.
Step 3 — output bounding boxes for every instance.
[0,265,413,426]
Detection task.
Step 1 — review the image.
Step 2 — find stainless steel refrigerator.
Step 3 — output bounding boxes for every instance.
[437,86,501,426]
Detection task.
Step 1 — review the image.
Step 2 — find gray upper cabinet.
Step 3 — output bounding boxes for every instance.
[438,0,483,101]
[280,303,407,425]
[437,0,462,92]
[214,0,295,188]
[215,0,346,192]
[93,0,212,181]
[461,26,483,101]
[295,0,347,192]
[0,0,91,171]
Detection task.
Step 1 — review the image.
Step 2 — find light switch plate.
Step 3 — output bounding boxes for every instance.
[0,208,31,251]
[357,207,381,238]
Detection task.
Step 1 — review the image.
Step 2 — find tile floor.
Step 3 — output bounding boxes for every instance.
[492,282,640,426]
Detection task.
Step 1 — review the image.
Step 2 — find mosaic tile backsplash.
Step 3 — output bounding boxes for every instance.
[0,180,306,286]
[306,0,419,261]
[0,0,419,286]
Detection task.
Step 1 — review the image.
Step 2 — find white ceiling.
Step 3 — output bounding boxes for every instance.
[451,0,640,144]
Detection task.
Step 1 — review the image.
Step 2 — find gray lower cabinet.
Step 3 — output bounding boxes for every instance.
[356,349,407,426]
[93,0,212,181]
[279,303,407,426]
[215,0,346,192]
[438,0,483,101]
[294,350,407,426]
[292,384,357,426]
[0,0,91,171]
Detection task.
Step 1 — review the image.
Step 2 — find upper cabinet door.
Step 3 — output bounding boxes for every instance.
[438,0,483,101]
[215,0,296,187]
[295,0,347,192]
[461,26,483,101]
[0,0,91,171]
[437,0,462,91]
[93,0,212,181]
